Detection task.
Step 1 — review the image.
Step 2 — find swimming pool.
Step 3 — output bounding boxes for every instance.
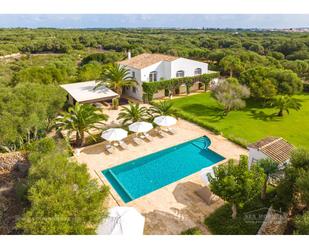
[102,136,225,203]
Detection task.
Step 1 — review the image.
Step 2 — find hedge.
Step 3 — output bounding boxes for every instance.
[142,72,219,102]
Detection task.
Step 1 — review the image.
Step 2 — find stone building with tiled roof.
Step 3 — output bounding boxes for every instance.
[248,137,294,168]
[118,52,210,101]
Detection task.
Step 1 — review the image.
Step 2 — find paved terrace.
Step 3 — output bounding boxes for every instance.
[75,105,247,235]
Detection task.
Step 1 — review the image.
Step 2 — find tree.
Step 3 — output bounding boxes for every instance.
[213,78,250,114]
[271,95,302,117]
[219,55,243,77]
[94,63,136,96]
[207,155,265,219]
[0,83,66,152]
[240,67,303,99]
[296,170,309,206]
[17,138,109,234]
[78,62,102,81]
[256,158,278,200]
[294,211,309,234]
[117,102,149,125]
[55,103,108,147]
[274,149,309,212]
[149,100,178,117]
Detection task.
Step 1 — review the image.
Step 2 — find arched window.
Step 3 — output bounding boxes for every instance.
[194,68,202,75]
[149,71,157,82]
[176,70,185,78]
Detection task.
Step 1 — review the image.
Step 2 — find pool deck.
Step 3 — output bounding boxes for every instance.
[75,112,247,235]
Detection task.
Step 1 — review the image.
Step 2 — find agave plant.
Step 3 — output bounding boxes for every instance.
[94,63,136,96]
[55,103,108,147]
[117,102,149,125]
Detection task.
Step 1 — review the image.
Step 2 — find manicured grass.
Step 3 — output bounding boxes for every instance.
[204,193,275,235]
[171,93,309,149]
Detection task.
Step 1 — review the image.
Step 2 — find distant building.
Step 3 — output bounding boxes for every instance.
[247,137,294,168]
[118,53,210,100]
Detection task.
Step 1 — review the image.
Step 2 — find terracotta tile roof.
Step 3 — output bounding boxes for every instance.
[118,53,178,69]
[248,137,294,164]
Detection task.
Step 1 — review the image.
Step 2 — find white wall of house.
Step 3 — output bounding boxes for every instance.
[248,148,268,168]
[122,58,208,100]
[170,58,208,78]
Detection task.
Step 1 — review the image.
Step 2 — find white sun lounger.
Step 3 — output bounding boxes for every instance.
[105,144,114,154]
[118,140,128,150]
[166,127,176,135]
[133,137,143,145]
[156,129,167,138]
[140,132,153,141]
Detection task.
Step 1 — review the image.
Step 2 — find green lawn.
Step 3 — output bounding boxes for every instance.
[171,93,309,149]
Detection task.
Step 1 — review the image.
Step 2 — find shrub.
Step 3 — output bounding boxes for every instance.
[17,138,109,234]
[181,227,203,235]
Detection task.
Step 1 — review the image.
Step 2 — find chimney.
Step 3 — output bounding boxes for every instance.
[127,51,131,60]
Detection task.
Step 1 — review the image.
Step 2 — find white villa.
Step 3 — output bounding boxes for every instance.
[118,52,210,100]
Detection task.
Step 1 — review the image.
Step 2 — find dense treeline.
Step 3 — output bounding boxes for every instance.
[0,28,308,151]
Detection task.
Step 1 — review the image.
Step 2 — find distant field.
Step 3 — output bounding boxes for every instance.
[171,92,309,149]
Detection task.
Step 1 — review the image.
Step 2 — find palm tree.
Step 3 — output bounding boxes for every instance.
[55,103,108,147]
[256,158,278,200]
[117,102,148,125]
[94,63,136,96]
[271,95,302,117]
[149,100,178,117]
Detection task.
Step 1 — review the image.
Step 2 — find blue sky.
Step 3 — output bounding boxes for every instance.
[0,14,308,29]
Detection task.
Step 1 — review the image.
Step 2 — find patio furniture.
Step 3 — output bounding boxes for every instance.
[156,128,167,138]
[154,116,177,127]
[96,207,145,235]
[118,140,129,150]
[101,128,128,142]
[140,132,153,141]
[165,127,176,135]
[105,143,114,154]
[195,186,219,205]
[132,136,143,145]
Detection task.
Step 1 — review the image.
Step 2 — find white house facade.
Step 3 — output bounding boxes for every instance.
[118,53,209,100]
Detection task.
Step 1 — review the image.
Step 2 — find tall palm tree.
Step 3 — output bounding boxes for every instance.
[94,63,136,96]
[55,103,108,147]
[271,95,302,117]
[149,100,178,117]
[256,158,278,200]
[117,102,148,125]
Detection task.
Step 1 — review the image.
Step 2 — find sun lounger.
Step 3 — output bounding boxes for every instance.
[166,127,176,135]
[156,128,167,138]
[118,140,128,150]
[105,144,114,154]
[140,132,153,141]
[133,136,143,145]
[195,186,219,205]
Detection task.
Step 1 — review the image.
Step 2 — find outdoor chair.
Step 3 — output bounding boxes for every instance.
[156,128,167,138]
[140,132,153,141]
[105,143,114,154]
[166,127,176,135]
[132,136,143,145]
[118,140,129,150]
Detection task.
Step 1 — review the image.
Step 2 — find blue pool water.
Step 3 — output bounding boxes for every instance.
[102,136,224,203]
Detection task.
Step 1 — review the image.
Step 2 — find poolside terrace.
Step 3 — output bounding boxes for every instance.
[75,104,247,235]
